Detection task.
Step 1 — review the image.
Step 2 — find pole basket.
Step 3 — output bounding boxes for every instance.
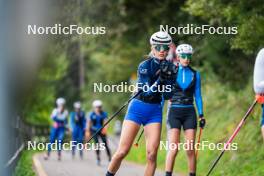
[134,143,139,147]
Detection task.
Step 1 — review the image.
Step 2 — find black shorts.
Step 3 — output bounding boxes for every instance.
[167,106,197,130]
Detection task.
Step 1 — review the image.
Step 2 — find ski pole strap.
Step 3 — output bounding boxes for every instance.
[87,90,143,143]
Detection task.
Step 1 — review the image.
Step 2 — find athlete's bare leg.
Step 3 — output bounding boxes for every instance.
[144,123,161,176]
[107,120,140,173]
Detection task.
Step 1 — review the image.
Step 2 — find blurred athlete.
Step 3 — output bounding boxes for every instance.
[88,100,111,165]
[70,101,86,159]
[45,97,68,161]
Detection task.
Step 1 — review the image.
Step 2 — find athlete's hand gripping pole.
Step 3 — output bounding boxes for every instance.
[86,60,176,144]
[87,90,143,143]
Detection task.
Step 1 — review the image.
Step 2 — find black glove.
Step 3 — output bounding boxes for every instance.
[199,117,206,129]
[159,60,177,82]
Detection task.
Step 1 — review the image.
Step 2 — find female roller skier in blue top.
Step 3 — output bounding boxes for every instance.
[165,44,206,176]
[44,97,68,161]
[106,31,176,176]
[70,101,86,159]
[88,100,112,165]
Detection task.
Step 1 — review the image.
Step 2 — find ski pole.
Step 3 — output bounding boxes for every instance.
[87,90,143,143]
[195,127,203,160]
[206,99,258,176]
[134,128,144,147]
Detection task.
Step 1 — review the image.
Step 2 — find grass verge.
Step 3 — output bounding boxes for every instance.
[14,150,37,176]
[126,78,264,175]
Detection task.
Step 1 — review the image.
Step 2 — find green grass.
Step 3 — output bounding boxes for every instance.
[126,77,264,175]
[14,150,36,176]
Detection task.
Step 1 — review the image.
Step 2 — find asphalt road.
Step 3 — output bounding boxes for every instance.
[34,136,167,176]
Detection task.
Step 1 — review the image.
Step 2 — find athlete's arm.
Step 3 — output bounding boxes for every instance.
[69,112,75,131]
[51,109,61,122]
[84,113,92,138]
[102,112,108,135]
[160,61,177,100]
[87,120,92,131]
[194,72,204,117]
[64,110,69,128]
[86,112,93,131]
[137,63,161,97]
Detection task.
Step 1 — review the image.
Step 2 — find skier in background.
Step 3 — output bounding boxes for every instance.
[87,100,111,165]
[45,97,68,161]
[70,101,86,159]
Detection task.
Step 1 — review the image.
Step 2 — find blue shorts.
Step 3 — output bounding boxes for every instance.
[125,99,162,126]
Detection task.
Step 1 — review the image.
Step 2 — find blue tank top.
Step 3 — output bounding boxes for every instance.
[89,111,108,131]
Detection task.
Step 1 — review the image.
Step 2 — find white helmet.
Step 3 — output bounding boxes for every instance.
[150,31,172,45]
[56,97,66,106]
[92,100,102,107]
[73,101,81,109]
[176,44,193,54]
